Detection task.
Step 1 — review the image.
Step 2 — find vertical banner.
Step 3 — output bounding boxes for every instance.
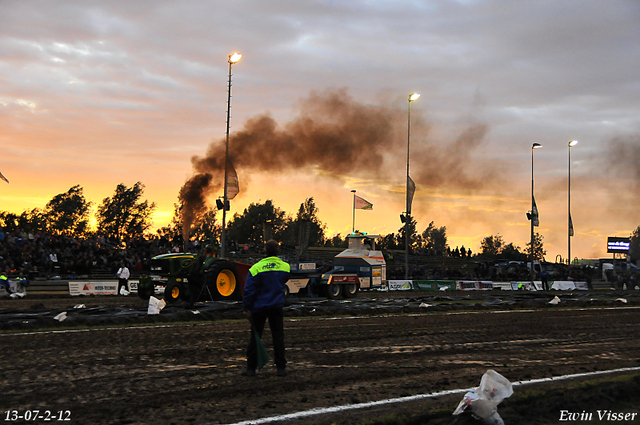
[569,214,574,237]
[406,176,416,214]
[226,160,239,200]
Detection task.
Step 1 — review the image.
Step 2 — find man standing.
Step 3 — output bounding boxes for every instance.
[540,270,550,291]
[116,261,130,295]
[242,240,290,377]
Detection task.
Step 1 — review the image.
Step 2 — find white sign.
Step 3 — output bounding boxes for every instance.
[286,278,309,295]
[388,280,413,291]
[69,280,139,296]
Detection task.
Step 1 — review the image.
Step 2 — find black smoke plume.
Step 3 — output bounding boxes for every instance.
[179,89,498,236]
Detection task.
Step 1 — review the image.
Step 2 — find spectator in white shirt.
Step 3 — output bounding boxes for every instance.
[116,262,130,295]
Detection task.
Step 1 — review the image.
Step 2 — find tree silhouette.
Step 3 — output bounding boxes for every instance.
[96,182,156,244]
[524,232,547,262]
[45,185,92,236]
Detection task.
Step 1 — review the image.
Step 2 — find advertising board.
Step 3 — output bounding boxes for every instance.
[387,280,413,291]
[69,280,139,296]
[607,237,630,253]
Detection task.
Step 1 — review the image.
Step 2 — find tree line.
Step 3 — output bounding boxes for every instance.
[0,183,154,244]
[2,184,639,262]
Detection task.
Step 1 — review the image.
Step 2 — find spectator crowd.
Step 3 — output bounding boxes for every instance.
[0,228,186,281]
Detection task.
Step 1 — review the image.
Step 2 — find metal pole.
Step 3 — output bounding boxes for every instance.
[221,60,233,258]
[530,145,535,282]
[568,145,571,265]
[351,190,356,233]
[405,99,411,280]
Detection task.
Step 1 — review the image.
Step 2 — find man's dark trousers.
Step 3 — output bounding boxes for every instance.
[247,307,286,370]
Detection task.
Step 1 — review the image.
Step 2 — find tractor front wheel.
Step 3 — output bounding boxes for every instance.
[164,281,183,303]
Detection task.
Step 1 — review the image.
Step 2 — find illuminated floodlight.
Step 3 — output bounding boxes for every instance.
[229,52,242,63]
[409,93,420,102]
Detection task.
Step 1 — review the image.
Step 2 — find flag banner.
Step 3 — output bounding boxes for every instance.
[226,160,239,200]
[407,176,416,214]
[0,171,8,184]
[569,214,574,237]
[354,195,373,210]
[532,196,539,227]
[255,333,270,370]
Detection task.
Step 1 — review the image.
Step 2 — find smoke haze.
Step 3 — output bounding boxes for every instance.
[606,136,640,186]
[179,89,505,235]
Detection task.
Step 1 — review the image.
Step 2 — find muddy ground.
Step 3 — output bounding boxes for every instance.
[1,290,640,425]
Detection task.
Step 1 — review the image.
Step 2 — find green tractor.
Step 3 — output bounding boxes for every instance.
[137,253,248,304]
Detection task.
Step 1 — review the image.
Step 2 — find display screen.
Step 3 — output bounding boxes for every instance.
[607,237,630,253]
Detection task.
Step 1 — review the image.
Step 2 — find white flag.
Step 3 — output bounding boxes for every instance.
[354,195,373,210]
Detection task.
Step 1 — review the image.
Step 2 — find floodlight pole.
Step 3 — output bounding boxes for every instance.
[568,140,578,265]
[405,93,420,279]
[530,143,542,282]
[220,52,241,258]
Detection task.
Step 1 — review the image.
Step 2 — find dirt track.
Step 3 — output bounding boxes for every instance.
[1,292,640,424]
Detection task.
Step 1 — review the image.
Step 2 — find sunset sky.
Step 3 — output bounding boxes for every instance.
[1,0,639,261]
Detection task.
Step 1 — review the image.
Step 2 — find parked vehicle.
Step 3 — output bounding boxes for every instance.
[286,233,387,299]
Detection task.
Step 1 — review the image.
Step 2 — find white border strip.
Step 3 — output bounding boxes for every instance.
[225,366,640,425]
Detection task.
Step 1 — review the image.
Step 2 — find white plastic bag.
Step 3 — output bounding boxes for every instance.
[120,286,130,296]
[54,312,67,322]
[453,370,512,424]
[479,369,513,403]
[148,296,166,315]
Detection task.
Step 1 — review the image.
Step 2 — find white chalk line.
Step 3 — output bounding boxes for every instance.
[224,366,640,425]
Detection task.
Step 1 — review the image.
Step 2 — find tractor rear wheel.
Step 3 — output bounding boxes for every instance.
[164,281,183,303]
[205,261,241,301]
[326,283,342,299]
